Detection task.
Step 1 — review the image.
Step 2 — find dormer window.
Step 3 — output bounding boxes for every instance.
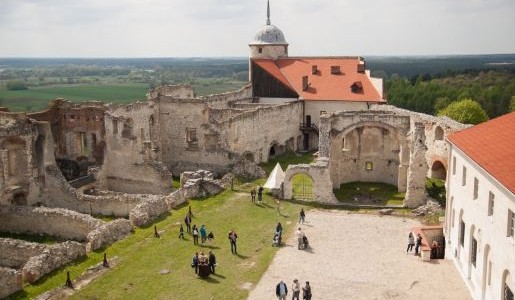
[351,81,363,93]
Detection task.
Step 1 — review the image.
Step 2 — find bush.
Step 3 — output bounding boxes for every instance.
[6,80,28,90]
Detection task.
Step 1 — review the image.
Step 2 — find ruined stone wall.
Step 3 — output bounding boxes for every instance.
[200,84,252,109]
[0,238,47,269]
[146,84,194,100]
[322,111,411,190]
[369,105,468,179]
[218,102,303,163]
[103,102,172,194]
[28,99,107,164]
[0,206,102,241]
[0,113,49,206]
[0,267,22,299]
[283,158,337,203]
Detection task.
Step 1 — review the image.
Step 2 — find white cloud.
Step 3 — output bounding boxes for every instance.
[0,0,513,57]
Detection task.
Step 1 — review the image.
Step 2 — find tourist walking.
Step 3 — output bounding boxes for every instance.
[184,214,192,234]
[299,208,306,224]
[191,252,199,274]
[258,186,264,203]
[275,222,283,236]
[251,188,256,203]
[406,232,415,253]
[295,227,305,250]
[178,223,184,239]
[192,225,199,245]
[207,231,214,243]
[228,230,238,254]
[275,280,288,300]
[415,233,422,255]
[292,279,300,300]
[208,250,217,274]
[188,205,194,218]
[200,225,207,244]
[302,281,312,300]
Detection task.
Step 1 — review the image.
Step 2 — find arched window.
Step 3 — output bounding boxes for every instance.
[435,126,444,141]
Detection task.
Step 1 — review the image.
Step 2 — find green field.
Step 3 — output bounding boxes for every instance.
[0,80,247,112]
[0,83,149,112]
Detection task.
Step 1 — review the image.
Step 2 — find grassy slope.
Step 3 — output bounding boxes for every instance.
[10,189,301,300]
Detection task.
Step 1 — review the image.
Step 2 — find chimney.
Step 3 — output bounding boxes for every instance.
[302,76,309,91]
[331,66,341,74]
[312,65,318,74]
[357,63,366,73]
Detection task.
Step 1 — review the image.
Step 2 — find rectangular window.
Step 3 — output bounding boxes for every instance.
[366,162,373,171]
[459,220,465,247]
[186,127,198,151]
[508,210,515,238]
[487,260,492,286]
[452,156,456,175]
[488,192,495,216]
[462,166,467,186]
[112,119,118,134]
[473,177,479,199]
[471,237,477,267]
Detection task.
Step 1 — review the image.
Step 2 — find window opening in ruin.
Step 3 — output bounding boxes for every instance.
[488,192,495,216]
[473,177,479,199]
[431,161,446,180]
[435,126,444,141]
[186,127,198,150]
[459,220,465,247]
[258,47,263,53]
[471,237,477,267]
[462,166,467,186]
[366,162,373,171]
[140,128,145,141]
[80,132,88,156]
[91,134,97,151]
[306,115,311,126]
[113,119,118,134]
[12,191,27,206]
[269,145,276,157]
[508,210,515,238]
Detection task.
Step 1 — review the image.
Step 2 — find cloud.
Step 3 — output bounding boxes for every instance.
[0,0,514,57]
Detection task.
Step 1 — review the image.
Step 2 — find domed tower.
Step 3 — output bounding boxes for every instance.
[249,1,288,59]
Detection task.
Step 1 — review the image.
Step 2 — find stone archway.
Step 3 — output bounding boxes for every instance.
[282,162,337,203]
[431,160,447,180]
[291,173,314,201]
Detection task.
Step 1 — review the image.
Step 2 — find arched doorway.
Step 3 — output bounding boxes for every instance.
[291,173,313,201]
[431,161,447,180]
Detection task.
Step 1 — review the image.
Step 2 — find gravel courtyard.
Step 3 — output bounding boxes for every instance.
[247,209,470,300]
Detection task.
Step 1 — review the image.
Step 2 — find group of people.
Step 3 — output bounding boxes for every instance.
[295,227,309,250]
[276,279,312,300]
[250,185,265,203]
[406,232,423,255]
[191,250,217,277]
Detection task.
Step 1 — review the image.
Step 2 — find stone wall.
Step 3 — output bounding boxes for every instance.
[0,267,22,299]
[103,102,172,195]
[0,238,47,269]
[283,158,337,203]
[87,219,133,250]
[0,206,102,241]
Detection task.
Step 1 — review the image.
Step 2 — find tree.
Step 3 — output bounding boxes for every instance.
[437,98,489,125]
[6,80,28,90]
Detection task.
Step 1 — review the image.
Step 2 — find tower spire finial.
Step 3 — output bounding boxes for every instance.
[266,0,271,25]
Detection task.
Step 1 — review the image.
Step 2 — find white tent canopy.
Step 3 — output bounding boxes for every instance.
[263,163,285,189]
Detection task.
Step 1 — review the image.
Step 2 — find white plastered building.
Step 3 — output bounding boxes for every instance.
[444,112,515,300]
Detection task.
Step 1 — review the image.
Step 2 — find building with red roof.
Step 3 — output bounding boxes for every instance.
[248,1,385,149]
[444,112,515,299]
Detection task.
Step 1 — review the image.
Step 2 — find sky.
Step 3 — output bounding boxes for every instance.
[0,0,514,58]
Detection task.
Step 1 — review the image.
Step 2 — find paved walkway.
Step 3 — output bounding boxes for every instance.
[247,209,470,300]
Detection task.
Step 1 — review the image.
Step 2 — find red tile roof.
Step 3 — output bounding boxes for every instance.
[252,57,385,102]
[448,112,515,195]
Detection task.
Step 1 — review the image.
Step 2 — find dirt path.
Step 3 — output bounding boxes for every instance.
[247,209,470,300]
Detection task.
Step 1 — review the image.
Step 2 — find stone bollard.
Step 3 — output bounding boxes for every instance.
[103,253,110,268]
[65,271,73,288]
[154,226,160,238]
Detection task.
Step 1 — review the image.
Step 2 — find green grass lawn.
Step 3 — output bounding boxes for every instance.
[8,188,302,300]
[333,181,405,206]
[425,177,446,206]
[0,83,149,112]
